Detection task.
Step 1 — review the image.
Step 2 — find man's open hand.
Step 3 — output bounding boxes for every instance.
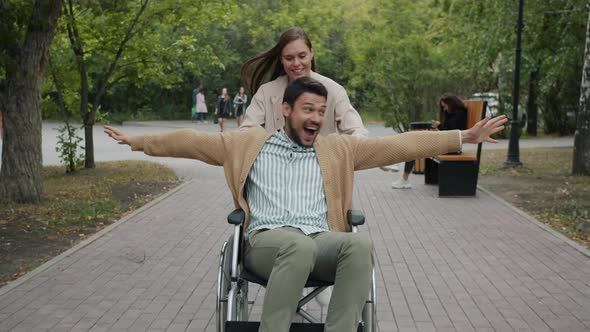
[461,115,508,145]
[103,125,131,145]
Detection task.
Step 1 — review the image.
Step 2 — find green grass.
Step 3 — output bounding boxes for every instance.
[479,147,590,247]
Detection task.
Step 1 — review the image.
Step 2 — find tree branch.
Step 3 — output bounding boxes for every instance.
[92,0,149,115]
[64,0,89,121]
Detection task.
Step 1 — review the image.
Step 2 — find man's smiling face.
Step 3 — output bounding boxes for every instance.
[282,92,326,147]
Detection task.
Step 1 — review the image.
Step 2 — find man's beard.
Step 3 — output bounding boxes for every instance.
[286,119,316,147]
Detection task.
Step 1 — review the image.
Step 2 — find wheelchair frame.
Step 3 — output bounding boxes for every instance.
[216,209,377,332]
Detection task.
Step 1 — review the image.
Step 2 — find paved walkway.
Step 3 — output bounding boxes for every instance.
[0,121,588,331]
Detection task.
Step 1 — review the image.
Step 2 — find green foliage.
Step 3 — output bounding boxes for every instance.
[40,0,586,136]
[442,0,585,135]
[55,123,84,173]
[342,0,451,128]
[68,1,233,119]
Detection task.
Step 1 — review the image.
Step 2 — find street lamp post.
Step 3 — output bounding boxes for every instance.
[505,0,524,167]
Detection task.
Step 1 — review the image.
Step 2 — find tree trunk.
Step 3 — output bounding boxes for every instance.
[573,9,590,175]
[0,0,63,203]
[84,124,95,169]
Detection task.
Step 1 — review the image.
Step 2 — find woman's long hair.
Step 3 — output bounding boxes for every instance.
[240,27,316,94]
[439,94,467,125]
[439,94,467,113]
[220,87,229,101]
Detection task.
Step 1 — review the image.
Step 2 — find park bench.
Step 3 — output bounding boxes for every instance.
[424,100,487,196]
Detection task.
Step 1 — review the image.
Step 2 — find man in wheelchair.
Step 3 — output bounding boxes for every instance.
[104,77,507,332]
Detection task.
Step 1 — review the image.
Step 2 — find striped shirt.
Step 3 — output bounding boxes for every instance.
[245,129,329,238]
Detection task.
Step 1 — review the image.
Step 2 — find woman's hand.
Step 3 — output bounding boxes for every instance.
[431,120,440,129]
[103,126,131,145]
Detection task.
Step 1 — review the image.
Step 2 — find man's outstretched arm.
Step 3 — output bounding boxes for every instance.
[349,115,508,171]
[460,115,507,145]
[104,126,131,145]
[103,125,228,166]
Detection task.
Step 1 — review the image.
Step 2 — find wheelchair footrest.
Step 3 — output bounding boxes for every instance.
[226,321,363,332]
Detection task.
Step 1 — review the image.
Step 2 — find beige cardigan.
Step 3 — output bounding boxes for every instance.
[240,72,369,136]
[129,127,460,232]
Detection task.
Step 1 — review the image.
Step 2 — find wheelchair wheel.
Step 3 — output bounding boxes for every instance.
[216,240,230,332]
[216,235,249,332]
[361,267,377,332]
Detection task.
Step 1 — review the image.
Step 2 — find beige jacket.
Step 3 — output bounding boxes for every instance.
[129,127,460,233]
[240,72,369,136]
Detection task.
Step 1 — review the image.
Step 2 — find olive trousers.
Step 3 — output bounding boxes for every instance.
[244,227,373,332]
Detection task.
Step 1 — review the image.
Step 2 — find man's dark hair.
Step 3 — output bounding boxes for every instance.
[283,77,328,108]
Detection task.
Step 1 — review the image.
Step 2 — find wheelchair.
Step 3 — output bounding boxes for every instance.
[216,209,377,332]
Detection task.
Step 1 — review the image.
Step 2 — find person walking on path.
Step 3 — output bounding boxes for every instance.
[392,93,468,189]
[215,87,232,132]
[191,82,201,122]
[195,86,208,123]
[234,86,248,127]
[104,77,507,332]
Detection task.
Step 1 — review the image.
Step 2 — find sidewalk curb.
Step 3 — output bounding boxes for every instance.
[0,180,194,299]
[478,185,590,258]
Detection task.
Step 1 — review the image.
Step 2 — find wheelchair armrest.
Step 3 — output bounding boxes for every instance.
[227,209,245,225]
[347,209,365,226]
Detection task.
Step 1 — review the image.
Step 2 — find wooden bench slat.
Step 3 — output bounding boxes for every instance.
[433,153,477,162]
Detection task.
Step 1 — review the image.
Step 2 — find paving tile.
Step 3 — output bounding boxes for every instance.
[148,317,173,330]
[186,319,209,331]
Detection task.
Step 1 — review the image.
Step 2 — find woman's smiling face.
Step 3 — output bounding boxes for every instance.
[280,39,314,82]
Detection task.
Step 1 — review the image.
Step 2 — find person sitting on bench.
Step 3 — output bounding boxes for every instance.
[392,94,468,189]
[104,77,507,332]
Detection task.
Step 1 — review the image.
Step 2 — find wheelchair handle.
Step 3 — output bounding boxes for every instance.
[227,209,245,225]
[347,209,365,226]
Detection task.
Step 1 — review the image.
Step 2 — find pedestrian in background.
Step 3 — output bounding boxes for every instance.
[191,82,201,122]
[196,86,208,123]
[215,87,232,132]
[234,86,248,127]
